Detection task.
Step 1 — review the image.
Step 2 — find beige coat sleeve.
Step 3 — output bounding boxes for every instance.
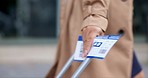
[81,0,110,32]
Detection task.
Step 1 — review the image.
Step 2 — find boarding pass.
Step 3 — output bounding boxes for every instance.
[74,34,122,62]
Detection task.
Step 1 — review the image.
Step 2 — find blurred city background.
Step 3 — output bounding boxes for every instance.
[0,0,147,78]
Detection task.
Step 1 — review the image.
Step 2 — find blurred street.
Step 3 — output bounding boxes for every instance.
[0,39,57,78]
[0,37,147,78]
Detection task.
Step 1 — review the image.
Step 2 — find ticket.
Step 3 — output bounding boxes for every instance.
[74,34,122,61]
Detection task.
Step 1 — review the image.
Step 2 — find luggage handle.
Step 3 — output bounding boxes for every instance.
[56,54,91,78]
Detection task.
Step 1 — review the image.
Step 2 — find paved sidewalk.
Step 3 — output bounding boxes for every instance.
[0,44,56,78]
[0,63,51,78]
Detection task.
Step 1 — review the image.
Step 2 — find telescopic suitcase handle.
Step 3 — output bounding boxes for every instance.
[56,54,91,78]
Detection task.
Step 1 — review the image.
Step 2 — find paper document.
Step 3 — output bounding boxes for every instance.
[74,35,122,61]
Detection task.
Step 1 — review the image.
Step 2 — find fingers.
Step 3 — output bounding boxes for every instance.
[82,33,97,57]
[82,26,104,57]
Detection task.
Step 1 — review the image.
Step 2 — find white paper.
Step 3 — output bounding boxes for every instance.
[74,35,122,61]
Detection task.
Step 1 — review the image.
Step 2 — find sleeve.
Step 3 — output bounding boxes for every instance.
[81,0,110,32]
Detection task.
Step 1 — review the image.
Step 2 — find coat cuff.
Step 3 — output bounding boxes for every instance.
[81,15,108,32]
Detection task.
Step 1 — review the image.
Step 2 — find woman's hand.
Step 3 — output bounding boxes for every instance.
[82,26,104,57]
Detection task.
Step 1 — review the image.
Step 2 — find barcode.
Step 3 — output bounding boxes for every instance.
[99,49,107,54]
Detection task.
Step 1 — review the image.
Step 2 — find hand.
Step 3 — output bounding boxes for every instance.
[82,26,104,57]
